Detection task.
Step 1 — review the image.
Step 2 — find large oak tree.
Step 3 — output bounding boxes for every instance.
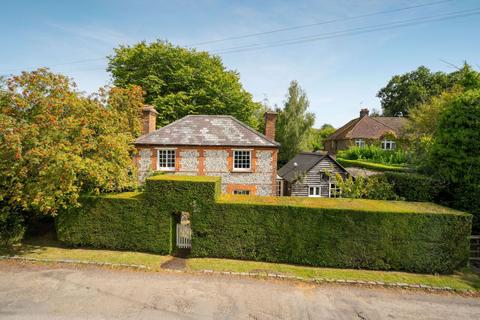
[108,41,262,128]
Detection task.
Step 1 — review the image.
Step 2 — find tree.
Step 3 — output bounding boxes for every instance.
[107,41,262,128]
[307,124,335,151]
[377,66,450,116]
[276,81,315,163]
[377,63,480,117]
[0,69,143,218]
[428,89,480,230]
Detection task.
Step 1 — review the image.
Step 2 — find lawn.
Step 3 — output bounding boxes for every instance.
[1,237,479,292]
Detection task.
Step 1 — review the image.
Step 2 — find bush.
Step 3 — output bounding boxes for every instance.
[337,158,410,172]
[337,145,409,165]
[383,172,444,202]
[329,173,399,200]
[57,176,472,274]
[0,208,25,246]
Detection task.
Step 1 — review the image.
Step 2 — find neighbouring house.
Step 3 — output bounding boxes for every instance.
[277,151,349,197]
[134,106,280,196]
[324,108,409,154]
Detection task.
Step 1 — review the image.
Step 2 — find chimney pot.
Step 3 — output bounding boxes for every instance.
[141,105,158,135]
[360,108,369,118]
[264,111,277,141]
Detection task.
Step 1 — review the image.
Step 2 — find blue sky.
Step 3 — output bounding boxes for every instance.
[1,0,479,127]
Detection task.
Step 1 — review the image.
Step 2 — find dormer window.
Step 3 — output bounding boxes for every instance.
[381,139,396,150]
[233,150,251,171]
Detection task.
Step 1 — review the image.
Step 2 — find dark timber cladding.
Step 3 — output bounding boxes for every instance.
[278,152,348,197]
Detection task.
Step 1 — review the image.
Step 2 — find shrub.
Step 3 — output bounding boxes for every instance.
[383,172,444,202]
[328,173,399,200]
[0,207,25,246]
[57,176,472,274]
[337,158,410,172]
[337,145,409,165]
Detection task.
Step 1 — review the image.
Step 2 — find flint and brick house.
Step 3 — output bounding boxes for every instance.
[134,106,280,196]
[324,108,409,154]
[277,151,348,197]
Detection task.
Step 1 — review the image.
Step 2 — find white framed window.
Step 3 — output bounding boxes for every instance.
[329,183,341,198]
[381,139,396,150]
[233,150,251,171]
[308,186,321,197]
[276,180,283,196]
[355,139,366,148]
[157,148,176,171]
[233,190,250,195]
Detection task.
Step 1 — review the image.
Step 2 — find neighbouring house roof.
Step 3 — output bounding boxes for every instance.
[278,151,347,183]
[135,115,279,147]
[326,115,409,141]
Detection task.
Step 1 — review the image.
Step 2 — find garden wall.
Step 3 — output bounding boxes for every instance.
[56,175,472,274]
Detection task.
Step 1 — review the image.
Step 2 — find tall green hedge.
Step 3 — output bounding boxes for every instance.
[56,192,172,254]
[56,175,472,274]
[383,172,444,202]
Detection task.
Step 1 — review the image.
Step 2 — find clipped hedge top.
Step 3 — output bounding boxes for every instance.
[100,192,144,199]
[147,175,221,183]
[337,158,411,172]
[218,194,468,216]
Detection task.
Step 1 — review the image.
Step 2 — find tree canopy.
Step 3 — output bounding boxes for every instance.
[428,88,480,229]
[0,69,143,216]
[275,81,315,163]
[107,41,262,128]
[377,64,480,116]
[308,124,335,151]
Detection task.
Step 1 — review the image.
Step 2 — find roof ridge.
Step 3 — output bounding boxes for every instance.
[325,118,359,140]
[369,116,397,132]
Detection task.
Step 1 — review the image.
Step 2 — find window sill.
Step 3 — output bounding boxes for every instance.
[231,169,253,173]
[157,168,176,172]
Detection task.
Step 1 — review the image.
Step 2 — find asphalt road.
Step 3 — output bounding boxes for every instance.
[0,261,479,320]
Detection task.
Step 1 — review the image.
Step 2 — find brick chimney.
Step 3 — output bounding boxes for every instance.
[141,105,158,135]
[360,108,369,118]
[264,111,277,140]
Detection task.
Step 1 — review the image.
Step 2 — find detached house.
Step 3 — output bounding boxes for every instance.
[134,106,279,196]
[324,108,409,154]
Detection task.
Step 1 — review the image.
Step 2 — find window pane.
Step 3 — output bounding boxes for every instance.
[233,150,251,169]
[234,190,250,195]
[158,149,175,169]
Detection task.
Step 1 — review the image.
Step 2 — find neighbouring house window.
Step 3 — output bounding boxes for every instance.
[308,186,321,197]
[157,149,176,170]
[233,150,251,170]
[381,139,396,150]
[233,190,250,195]
[276,180,283,196]
[329,183,341,198]
[355,139,366,148]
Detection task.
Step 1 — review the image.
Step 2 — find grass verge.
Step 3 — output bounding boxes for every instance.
[187,258,480,292]
[0,236,170,270]
[2,237,479,292]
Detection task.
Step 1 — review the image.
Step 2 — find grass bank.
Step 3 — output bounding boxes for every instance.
[1,237,479,292]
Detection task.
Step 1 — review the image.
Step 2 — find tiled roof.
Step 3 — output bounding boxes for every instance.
[135,115,279,147]
[326,116,409,140]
